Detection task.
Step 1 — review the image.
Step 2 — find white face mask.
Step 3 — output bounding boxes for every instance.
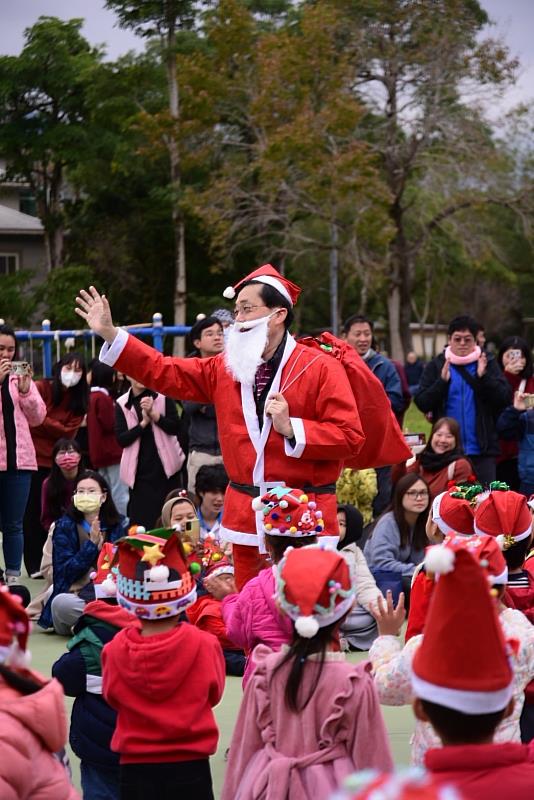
[224,311,278,385]
[61,369,82,388]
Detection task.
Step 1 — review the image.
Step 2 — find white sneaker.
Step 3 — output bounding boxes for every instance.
[5,575,21,586]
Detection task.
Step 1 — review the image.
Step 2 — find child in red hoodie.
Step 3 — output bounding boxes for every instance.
[102,526,225,800]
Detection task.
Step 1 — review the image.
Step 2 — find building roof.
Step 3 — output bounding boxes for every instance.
[0,203,43,235]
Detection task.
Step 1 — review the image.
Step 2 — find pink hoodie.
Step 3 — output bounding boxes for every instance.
[222,566,293,686]
[0,376,46,471]
[0,672,79,799]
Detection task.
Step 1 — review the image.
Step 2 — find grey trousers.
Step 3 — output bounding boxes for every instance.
[51,593,86,636]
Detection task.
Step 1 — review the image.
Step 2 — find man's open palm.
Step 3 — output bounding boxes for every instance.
[75,287,117,343]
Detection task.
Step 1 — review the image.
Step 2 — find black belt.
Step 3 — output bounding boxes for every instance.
[230,481,336,497]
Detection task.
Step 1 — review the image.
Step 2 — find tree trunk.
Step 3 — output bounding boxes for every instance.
[329,222,339,336]
[165,8,186,357]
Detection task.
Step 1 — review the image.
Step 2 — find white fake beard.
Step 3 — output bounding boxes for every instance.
[225,315,271,385]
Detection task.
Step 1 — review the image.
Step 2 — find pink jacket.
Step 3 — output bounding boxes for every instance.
[0,672,79,799]
[0,376,46,471]
[222,566,293,687]
[116,392,185,489]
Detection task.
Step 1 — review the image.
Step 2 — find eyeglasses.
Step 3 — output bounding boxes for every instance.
[450,335,475,345]
[232,304,268,318]
[405,490,429,499]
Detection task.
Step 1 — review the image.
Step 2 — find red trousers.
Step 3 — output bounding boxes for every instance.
[232,543,269,590]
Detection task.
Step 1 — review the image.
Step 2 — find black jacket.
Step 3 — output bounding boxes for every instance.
[414,352,511,456]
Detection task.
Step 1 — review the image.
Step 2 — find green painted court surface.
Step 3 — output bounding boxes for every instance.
[24,577,415,797]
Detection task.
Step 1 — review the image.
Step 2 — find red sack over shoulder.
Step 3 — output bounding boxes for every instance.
[298,332,411,470]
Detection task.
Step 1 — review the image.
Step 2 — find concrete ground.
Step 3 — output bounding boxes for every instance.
[24,576,414,797]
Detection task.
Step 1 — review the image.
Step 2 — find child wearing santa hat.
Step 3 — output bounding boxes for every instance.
[221,544,393,800]
[52,543,139,799]
[368,530,534,766]
[412,547,534,799]
[101,526,225,799]
[206,487,320,687]
[0,587,78,799]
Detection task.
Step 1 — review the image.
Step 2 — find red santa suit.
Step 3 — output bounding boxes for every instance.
[101,328,364,586]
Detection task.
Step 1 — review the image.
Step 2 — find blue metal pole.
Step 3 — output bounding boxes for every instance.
[42,320,52,378]
[152,312,164,352]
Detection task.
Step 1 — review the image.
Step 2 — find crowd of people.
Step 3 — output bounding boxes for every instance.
[0,264,533,799]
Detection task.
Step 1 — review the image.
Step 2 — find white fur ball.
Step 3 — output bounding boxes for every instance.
[102,576,117,596]
[148,565,170,582]
[223,286,236,299]
[295,615,320,638]
[251,496,265,512]
[496,535,506,550]
[425,545,456,575]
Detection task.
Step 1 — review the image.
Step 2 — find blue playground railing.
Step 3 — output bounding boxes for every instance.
[13,313,191,378]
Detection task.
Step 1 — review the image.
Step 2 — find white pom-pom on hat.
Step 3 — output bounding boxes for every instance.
[425,545,456,575]
[496,535,506,550]
[223,286,236,299]
[295,615,319,638]
[148,565,170,582]
[101,576,117,596]
[251,496,265,512]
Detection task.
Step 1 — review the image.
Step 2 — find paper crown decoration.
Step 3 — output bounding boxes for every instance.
[115,527,197,620]
[223,264,301,306]
[90,542,118,599]
[412,548,514,714]
[425,532,508,585]
[276,544,354,638]
[0,586,31,668]
[474,490,532,550]
[339,768,463,800]
[431,491,475,537]
[253,486,324,537]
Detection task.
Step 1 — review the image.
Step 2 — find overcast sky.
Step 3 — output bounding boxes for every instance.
[0,0,532,111]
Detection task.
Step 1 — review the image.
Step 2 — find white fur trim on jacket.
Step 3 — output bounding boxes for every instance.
[99,327,129,367]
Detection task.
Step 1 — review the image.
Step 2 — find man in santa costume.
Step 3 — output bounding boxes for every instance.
[75,265,379,587]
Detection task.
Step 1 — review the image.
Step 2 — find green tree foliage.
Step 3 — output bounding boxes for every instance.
[35,265,96,328]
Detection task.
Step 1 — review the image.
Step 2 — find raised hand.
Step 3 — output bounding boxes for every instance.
[75,286,117,343]
[370,590,406,637]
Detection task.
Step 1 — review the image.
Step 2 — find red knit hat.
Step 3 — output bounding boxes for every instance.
[475,490,532,550]
[425,532,508,585]
[223,264,301,306]
[431,491,475,536]
[0,586,31,667]
[275,545,354,638]
[253,486,324,537]
[341,769,463,799]
[90,542,118,599]
[116,527,197,620]
[412,548,513,713]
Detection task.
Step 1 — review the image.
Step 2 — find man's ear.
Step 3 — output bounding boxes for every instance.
[413,697,430,723]
[193,338,201,351]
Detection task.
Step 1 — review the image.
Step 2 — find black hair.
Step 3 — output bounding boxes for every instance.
[342,314,374,335]
[45,438,84,522]
[0,324,17,347]
[51,352,88,414]
[447,315,479,339]
[336,503,364,549]
[0,665,43,696]
[497,336,533,380]
[264,532,318,564]
[503,533,533,571]
[420,698,505,744]
[273,619,342,712]
[238,280,294,329]
[89,361,116,391]
[390,473,430,551]
[67,469,120,529]
[188,316,223,354]
[195,464,229,496]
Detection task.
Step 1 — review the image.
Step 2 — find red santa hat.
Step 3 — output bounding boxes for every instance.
[424,532,508,585]
[223,264,301,306]
[431,491,475,536]
[115,527,197,620]
[90,541,118,599]
[275,545,354,638]
[0,586,31,668]
[340,768,462,799]
[204,551,234,580]
[474,490,532,550]
[412,548,513,714]
[253,486,324,537]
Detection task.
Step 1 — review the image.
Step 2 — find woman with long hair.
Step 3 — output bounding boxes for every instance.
[39,469,127,633]
[497,336,534,489]
[23,352,89,577]
[404,416,473,499]
[40,438,83,533]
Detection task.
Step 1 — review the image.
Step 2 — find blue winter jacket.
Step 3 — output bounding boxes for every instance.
[39,513,126,629]
[446,362,480,455]
[496,406,534,485]
[365,351,404,414]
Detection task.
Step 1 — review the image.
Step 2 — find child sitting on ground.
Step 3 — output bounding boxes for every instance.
[369,501,534,766]
[413,547,534,799]
[207,487,319,686]
[0,587,78,799]
[52,543,139,799]
[221,544,393,800]
[102,526,225,800]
